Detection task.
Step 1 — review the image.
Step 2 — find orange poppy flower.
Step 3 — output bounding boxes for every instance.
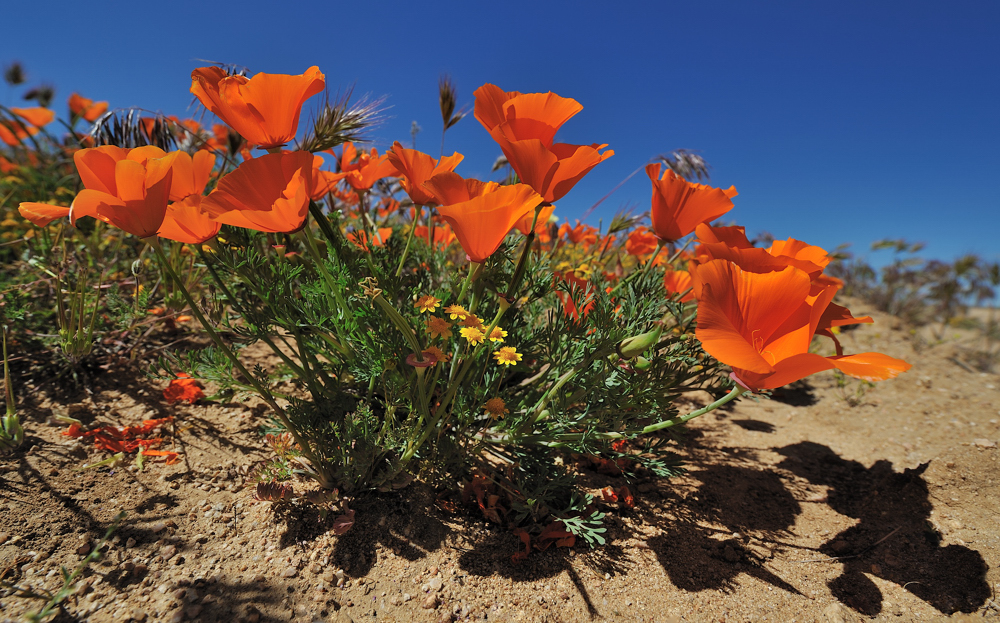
[553,269,597,320]
[70,157,174,239]
[559,220,598,246]
[423,172,542,263]
[68,93,109,123]
[512,203,555,236]
[150,150,220,243]
[330,142,397,192]
[72,145,168,198]
[474,84,612,203]
[413,223,457,251]
[386,142,464,205]
[691,258,910,391]
[0,107,55,146]
[200,151,314,233]
[190,66,325,149]
[647,164,737,242]
[662,269,694,302]
[625,227,660,256]
[18,203,71,227]
[346,227,393,250]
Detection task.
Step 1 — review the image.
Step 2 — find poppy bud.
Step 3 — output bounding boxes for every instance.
[616,325,663,360]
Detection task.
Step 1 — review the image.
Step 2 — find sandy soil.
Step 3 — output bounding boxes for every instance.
[1,301,998,623]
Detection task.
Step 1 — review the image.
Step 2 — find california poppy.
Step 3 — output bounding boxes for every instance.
[200,151,314,233]
[70,157,174,239]
[625,228,660,256]
[346,227,393,250]
[423,172,542,263]
[691,259,910,391]
[386,142,464,205]
[663,269,695,303]
[190,66,325,150]
[0,107,55,146]
[331,142,397,192]
[68,93,109,123]
[512,203,555,236]
[414,223,457,251]
[647,164,737,242]
[474,84,612,203]
[559,220,598,246]
[18,203,71,227]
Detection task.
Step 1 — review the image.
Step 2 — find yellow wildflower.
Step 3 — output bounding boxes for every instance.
[444,304,469,320]
[488,326,507,343]
[425,316,453,339]
[414,295,442,313]
[483,397,508,420]
[493,346,522,366]
[460,326,486,345]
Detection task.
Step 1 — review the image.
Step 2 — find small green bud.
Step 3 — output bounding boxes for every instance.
[616,325,663,359]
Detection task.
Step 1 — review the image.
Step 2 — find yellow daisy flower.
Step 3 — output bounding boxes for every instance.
[493,346,522,366]
[444,304,469,320]
[488,326,507,343]
[414,295,442,313]
[460,326,486,345]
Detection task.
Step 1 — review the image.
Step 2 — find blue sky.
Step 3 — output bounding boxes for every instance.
[2,0,998,266]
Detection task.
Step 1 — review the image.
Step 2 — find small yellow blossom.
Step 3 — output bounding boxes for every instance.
[488,326,507,343]
[483,397,508,420]
[461,314,484,329]
[425,316,453,339]
[493,346,522,366]
[422,346,450,365]
[460,326,486,345]
[444,304,469,320]
[414,295,442,313]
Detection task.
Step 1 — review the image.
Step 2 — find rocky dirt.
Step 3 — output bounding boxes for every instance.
[1,301,998,623]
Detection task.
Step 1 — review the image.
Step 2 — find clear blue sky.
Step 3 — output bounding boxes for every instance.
[3,0,998,266]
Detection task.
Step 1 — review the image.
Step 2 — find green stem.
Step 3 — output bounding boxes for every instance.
[395,205,422,277]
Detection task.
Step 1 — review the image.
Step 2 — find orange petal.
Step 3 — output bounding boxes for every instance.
[158,196,220,244]
[18,203,70,226]
[830,352,912,382]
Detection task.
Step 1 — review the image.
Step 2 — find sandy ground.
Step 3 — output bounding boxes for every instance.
[1,301,998,623]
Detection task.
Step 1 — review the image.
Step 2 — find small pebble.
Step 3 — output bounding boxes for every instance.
[422,594,438,609]
[281,566,298,578]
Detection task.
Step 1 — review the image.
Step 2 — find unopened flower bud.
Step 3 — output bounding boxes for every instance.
[616,325,663,359]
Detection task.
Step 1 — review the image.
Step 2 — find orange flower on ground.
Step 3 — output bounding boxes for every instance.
[68,93,108,123]
[662,269,695,303]
[331,142,398,192]
[646,163,737,242]
[200,151,314,233]
[190,66,325,149]
[18,203,70,227]
[423,171,542,263]
[691,258,911,391]
[163,373,205,403]
[474,84,613,203]
[69,146,174,238]
[0,107,55,146]
[386,142,464,205]
[625,228,660,256]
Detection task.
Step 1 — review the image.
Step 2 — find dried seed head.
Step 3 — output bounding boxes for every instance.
[439,75,466,130]
[298,88,386,154]
[23,84,55,108]
[90,109,179,150]
[3,62,25,86]
[653,149,711,182]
